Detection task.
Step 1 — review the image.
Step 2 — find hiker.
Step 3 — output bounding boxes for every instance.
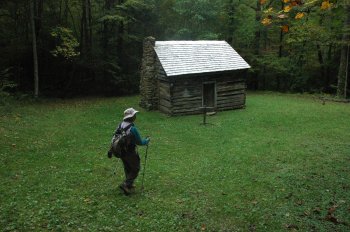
[111,108,150,195]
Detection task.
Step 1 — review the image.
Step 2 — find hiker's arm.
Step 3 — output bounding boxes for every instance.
[131,127,149,145]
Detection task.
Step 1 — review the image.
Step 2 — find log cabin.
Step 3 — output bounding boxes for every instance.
[139,37,250,116]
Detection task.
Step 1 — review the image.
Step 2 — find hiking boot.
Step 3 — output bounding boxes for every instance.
[129,185,136,193]
[119,183,131,196]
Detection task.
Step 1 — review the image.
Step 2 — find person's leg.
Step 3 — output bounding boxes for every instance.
[120,156,132,195]
[120,152,140,194]
[124,153,140,187]
[121,158,131,179]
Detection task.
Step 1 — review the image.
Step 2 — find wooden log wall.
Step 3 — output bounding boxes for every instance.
[162,71,246,116]
[158,79,171,115]
[157,59,172,115]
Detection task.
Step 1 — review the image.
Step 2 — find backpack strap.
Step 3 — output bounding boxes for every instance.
[123,123,133,132]
[114,123,133,135]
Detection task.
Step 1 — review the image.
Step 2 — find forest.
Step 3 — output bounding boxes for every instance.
[0,0,349,99]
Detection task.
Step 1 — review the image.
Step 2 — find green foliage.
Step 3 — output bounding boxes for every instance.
[231,3,256,47]
[257,54,291,75]
[104,0,154,26]
[0,0,349,96]
[0,67,16,105]
[50,27,80,61]
[98,14,124,24]
[1,94,350,230]
[286,22,332,45]
[170,0,221,39]
[92,0,156,95]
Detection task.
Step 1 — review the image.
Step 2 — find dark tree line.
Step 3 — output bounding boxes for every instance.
[0,0,349,98]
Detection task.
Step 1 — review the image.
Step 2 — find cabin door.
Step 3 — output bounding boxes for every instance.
[202,82,216,107]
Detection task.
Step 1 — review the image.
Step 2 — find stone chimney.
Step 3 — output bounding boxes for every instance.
[139,36,158,110]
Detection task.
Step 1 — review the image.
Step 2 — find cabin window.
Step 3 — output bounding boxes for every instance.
[202,82,216,107]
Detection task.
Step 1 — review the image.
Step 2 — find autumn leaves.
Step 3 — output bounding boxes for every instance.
[261,0,333,30]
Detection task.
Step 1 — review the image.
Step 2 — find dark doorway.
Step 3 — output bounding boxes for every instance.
[203,82,216,107]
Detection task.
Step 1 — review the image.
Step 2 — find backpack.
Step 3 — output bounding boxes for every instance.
[110,123,133,158]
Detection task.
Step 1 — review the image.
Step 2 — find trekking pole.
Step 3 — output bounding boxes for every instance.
[141,144,149,193]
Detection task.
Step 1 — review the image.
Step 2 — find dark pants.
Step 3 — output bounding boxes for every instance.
[120,150,140,187]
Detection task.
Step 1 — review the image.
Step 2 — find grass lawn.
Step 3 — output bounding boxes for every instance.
[0,92,349,231]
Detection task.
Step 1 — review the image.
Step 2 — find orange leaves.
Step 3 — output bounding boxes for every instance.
[283,0,303,12]
[321,1,332,10]
[261,17,272,25]
[284,5,292,12]
[295,12,305,19]
[261,0,309,26]
[291,0,302,6]
[261,0,334,28]
[263,7,274,15]
[281,25,289,33]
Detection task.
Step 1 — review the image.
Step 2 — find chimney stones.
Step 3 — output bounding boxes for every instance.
[139,36,158,110]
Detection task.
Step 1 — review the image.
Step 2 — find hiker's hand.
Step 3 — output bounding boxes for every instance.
[146,137,151,144]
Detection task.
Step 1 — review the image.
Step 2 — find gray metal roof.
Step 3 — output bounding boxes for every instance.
[154,41,250,77]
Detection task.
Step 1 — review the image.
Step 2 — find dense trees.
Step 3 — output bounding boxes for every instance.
[0,0,348,98]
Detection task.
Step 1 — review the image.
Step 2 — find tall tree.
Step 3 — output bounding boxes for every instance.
[260,0,344,93]
[337,4,350,98]
[0,0,348,97]
[116,0,125,63]
[80,0,92,58]
[30,0,39,97]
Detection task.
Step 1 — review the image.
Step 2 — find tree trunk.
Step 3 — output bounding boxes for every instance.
[59,0,62,24]
[278,1,285,58]
[117,0,125,65]
[102,0,117,52]
[254,1,261,56]
[80,0,92,58]
[66,2,79,38]
[325,44,333,92]
[316,44,326,87]
[61,0,69,25]
[251,1,262,90]
[276,2,285,91]
[35,0,43,38]
[316,15,327,91]
[226,0,235,46]
[30,0,39,98]
[337,5,350,98]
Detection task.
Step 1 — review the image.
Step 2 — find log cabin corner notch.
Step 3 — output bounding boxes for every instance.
[139,36,251,116]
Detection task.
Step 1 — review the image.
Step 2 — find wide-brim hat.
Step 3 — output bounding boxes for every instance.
[123,108,139,120]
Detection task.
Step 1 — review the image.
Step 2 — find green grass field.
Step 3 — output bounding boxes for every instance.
[1,92,349,231]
